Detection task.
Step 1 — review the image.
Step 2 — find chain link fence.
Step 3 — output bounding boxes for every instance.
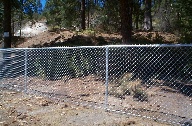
[0,45,192,125]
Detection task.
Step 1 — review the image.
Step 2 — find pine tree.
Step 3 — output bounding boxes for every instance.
[102,0,121,33]
[0,2,3,40]
[43,0,80,29]
[2,0,12,48]
[120,0,132,43]
[143,0,153,31]
[81,0,86,30]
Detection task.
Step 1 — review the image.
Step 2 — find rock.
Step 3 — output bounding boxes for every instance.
[182,119,192,126]
[18,114,28,120]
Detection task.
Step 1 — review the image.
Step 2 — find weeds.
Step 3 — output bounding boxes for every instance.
[133,89,148,102]
[109,72,148,101]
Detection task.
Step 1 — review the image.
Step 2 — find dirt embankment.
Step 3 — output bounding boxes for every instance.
[14,30,179,48]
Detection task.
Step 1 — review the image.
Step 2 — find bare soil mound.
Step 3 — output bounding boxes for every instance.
[14,30,179,48]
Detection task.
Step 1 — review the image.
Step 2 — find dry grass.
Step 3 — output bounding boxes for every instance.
[109,73,148,101]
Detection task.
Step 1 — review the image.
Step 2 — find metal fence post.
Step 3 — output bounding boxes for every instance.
[105,46,109,110]
[24,49,28,93]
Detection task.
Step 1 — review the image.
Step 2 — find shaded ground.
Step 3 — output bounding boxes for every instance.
[0,88,171,126]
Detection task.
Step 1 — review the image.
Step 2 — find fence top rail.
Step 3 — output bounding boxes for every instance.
[0,44,192,50]
[107,44,192,47]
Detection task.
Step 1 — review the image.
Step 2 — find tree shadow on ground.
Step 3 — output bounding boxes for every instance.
[30,35,122,48]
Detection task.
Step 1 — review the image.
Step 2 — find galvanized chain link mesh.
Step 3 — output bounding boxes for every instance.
[0,45,192,125]
[26,47,106,107]
[106,45,192,125]
[0,49,26,91]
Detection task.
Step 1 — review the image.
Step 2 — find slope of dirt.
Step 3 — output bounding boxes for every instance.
[15,30,74,48]
[0,88,171,126]
[132,31,179,44]
[14,30,179,48]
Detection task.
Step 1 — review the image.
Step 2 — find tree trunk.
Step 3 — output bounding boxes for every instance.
[12,20,14,36]
[135,15,139,30]
[81,0,86,30]
[120,0,132,44]
[3,0,12,48]
[143,0,153,31]
[20,0,23,37]
[19,14,22,37]
[135,0,141,30]
[87,0,90,28]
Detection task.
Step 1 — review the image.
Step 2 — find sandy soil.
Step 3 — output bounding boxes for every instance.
[0,88,172,126]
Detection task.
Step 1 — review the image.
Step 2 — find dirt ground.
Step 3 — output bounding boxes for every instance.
[0,88,172,126]
[1,75,192,126]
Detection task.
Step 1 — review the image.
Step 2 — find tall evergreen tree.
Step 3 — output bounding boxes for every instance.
[81,0,86,30]
[87,0,90,28]
[173,0,192,42]
[102,0,120,33]
[143,0,153,31]
[2,0,12,48]
[120,0,132,43]
[0,2,3,40]
[43,0,80,29]
[132,0,143,30]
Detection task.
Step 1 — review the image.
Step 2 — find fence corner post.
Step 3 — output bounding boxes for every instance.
[24,49,28,93]
[105,46,109,110]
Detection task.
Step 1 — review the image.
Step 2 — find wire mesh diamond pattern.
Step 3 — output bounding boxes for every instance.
[107,46,192,125]
[0,45,191,125]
